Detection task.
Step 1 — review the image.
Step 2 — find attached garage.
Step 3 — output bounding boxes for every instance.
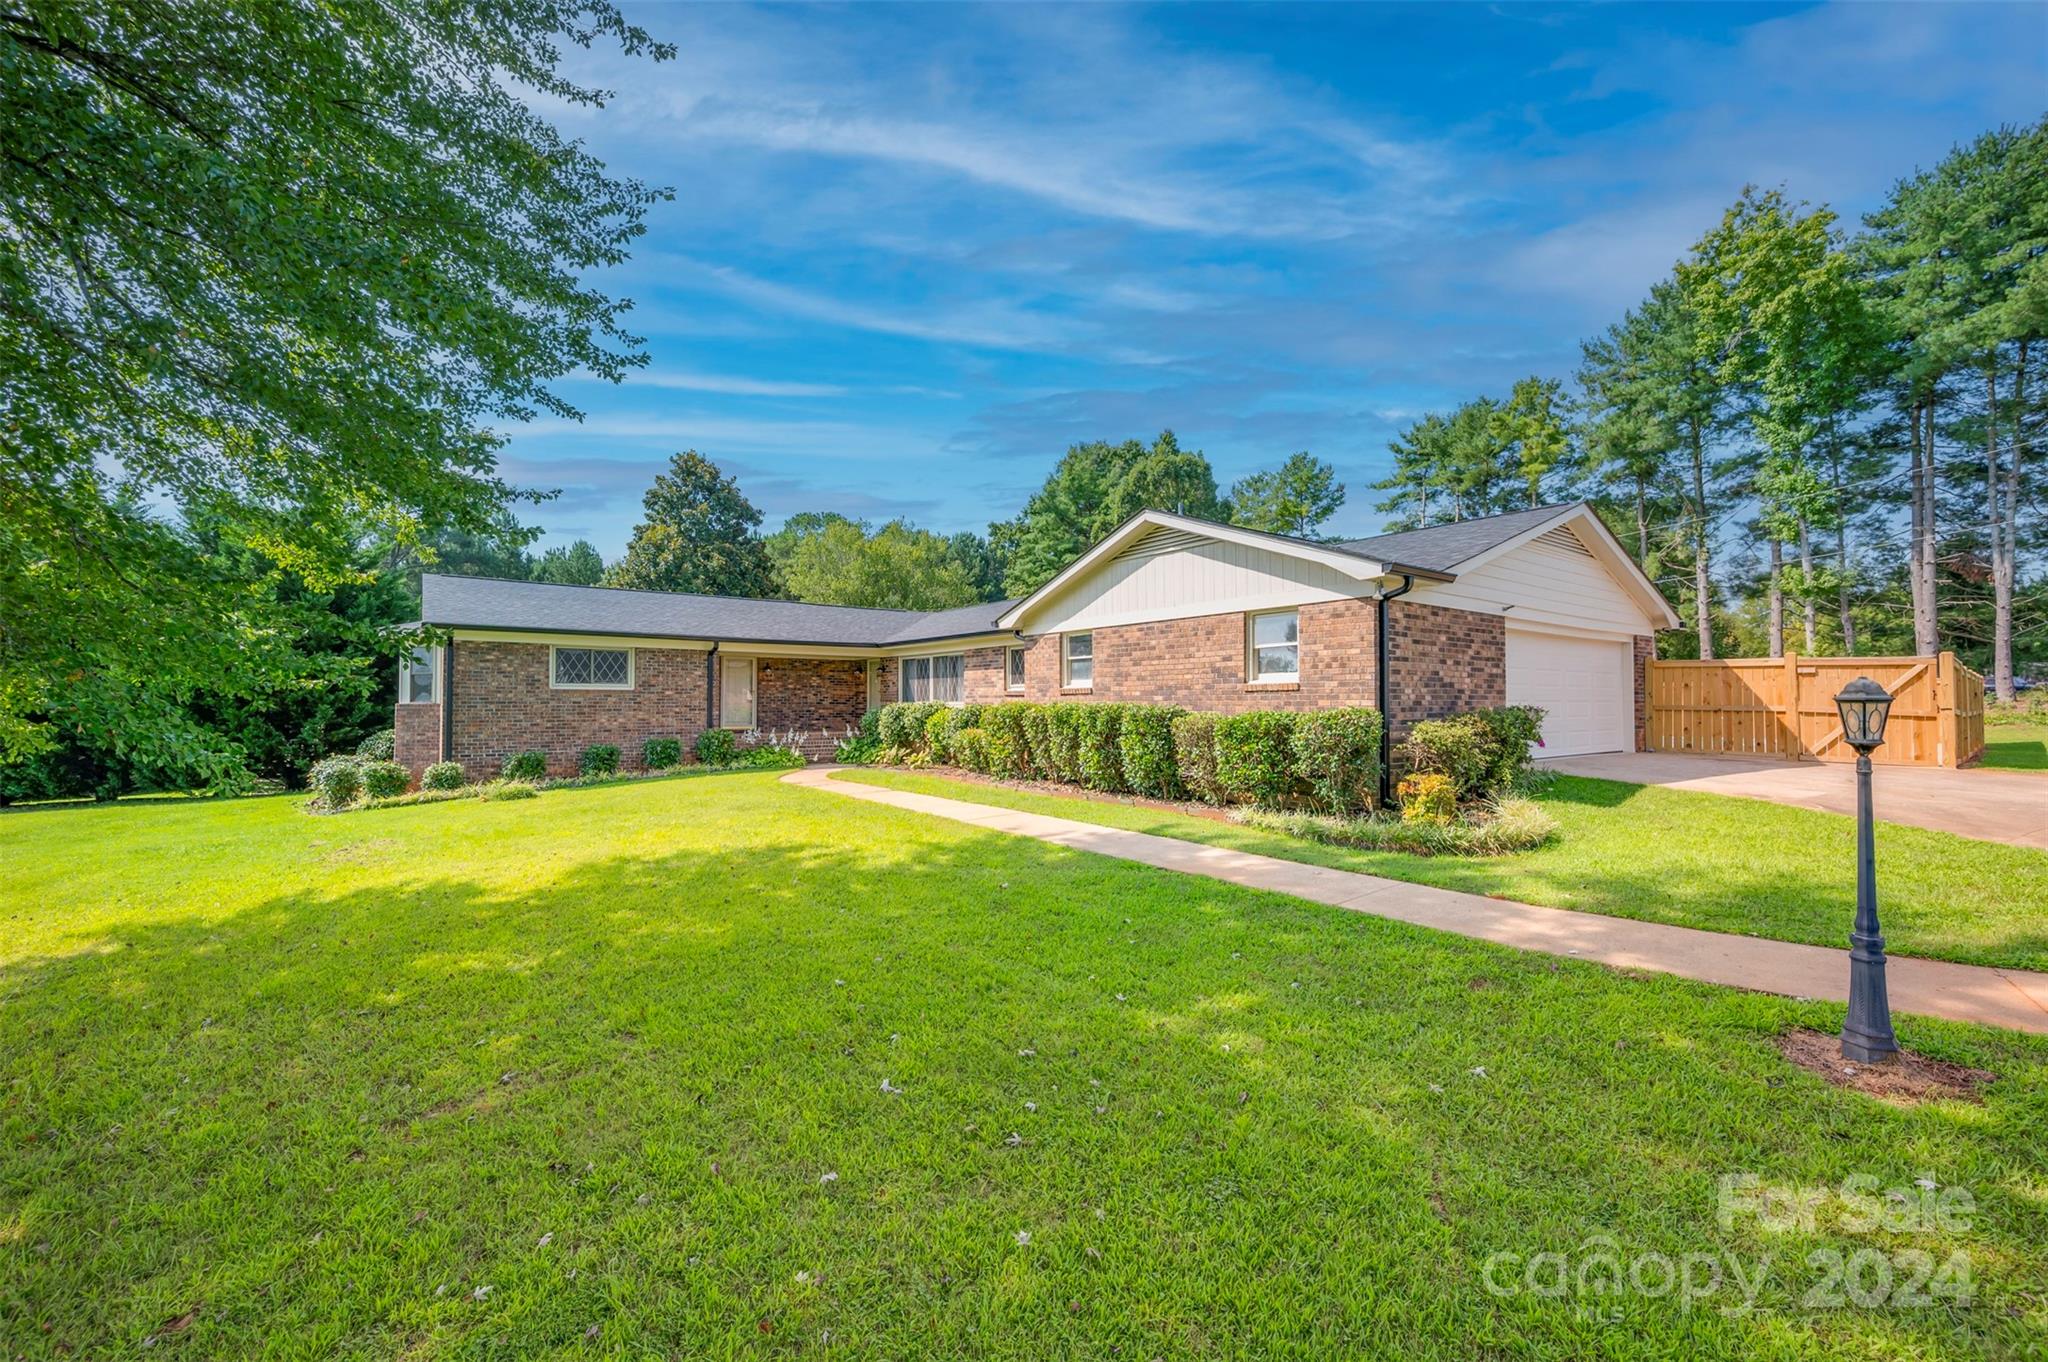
[1506,628,1633,757]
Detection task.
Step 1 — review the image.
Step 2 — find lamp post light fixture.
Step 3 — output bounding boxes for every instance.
[1835,677,1899,1064]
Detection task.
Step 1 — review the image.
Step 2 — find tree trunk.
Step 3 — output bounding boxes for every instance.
[1988,361,2017,702]
[1635,479,1648,562]
[1914,399,1940,656]
[1798,517,1817,653]
[1836,516,1855,654]
[1768,539,1785,658]
[1689,422,1714,660]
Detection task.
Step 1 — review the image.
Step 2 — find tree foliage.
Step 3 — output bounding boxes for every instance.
[606,452,779,598]
[1230,453,1346,539]
[775,518,983,611]
[994,431,1227,595]
[533,540,607,586]
[0,0,670,782]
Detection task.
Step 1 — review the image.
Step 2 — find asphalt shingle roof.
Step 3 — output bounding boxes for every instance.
[420,574,1017,646]
[421,504,1580,646]
[1332,503,1576,574]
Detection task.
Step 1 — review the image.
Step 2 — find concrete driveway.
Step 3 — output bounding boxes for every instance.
[1543,752,2047,849]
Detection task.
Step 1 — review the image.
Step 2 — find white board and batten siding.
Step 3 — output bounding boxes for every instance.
[1408,524,1658,641]
[1023,526,1373,634]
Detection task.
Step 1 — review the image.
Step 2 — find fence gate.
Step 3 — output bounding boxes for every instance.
[1644,652,1986,768]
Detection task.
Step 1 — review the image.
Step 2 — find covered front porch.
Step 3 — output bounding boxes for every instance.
[712,649,891,760]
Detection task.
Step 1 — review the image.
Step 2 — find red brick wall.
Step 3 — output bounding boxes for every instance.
[1633,635,1654,752]
[752,657,868,757]
[448,641,712,780]
[1385,599,1507,739]
[954,598,1504,732]
[394,703,443,777]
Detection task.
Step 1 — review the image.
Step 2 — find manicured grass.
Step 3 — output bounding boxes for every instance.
[841,770,2048,973]
[1980,718,2048,771]
[3,776,2046,1357]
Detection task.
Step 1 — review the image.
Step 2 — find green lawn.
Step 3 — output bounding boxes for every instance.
[3,775,2046,1357]
[842,770,2048,974]
[1980,718,2048,771]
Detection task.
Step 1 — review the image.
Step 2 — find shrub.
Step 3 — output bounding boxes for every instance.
[878,702,945,751]
[1021,704,1060,779]
[923,708,952,761]
[834,732,883,765]
[355,729,396,760]
[309,755,364,809]
[1240,797,1557,857]
[1402,705,1546,802]
[1053,704,1098,784]
[1076,704,1129,791]
[695,729,739,767]
[1291,707,1382,815]
[1215,711,1302,808]
[736,744,806,770]
[478,780,539,802]
[1117,704,1185,798]
[501,750,548,781]
[579,744,621,777]
[360,760,409,799]
[422,761,467,791]
[1397,772,1457,825]
[980,704,1036,778]
[1170,713,1225,804]
[951,727,991,773]
[935,703,985,762]
[875,744,913,766]
[858,706,882,740]
[643,736,683,770]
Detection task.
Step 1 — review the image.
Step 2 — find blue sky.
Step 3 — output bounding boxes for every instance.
[508,1,2047,557]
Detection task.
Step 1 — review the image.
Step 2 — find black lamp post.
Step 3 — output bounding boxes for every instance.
[1835,677,1898,1064]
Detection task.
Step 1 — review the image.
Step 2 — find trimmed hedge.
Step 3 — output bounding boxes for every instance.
[1021,704,1058,778]
[1076,704,1128,791]
[879,701,946,751]
[980,704,1035,778]
[502,750,548,781]
[1291,707,1381,815]
[356,729,396,760]
[1118,704,1185,798]
[643,736,682,770]
[1170,713,1224,804]
[951,727,990,773]
[422,761,467,791]
[309,755,364,809]
[694,729,738,766]
[1215,711,1301,808]
[580,744,621,777]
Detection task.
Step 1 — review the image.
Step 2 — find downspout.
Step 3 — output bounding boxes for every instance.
[705,642,720,736]
[1376,574,1415,810]
[440,639,455,767]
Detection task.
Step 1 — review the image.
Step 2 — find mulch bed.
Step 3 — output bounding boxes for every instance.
[1776,1027,1997,1105]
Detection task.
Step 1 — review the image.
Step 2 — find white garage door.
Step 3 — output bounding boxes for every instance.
[1506,630,1631,757]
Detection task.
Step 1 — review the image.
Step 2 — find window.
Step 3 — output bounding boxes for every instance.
[721,656,756,728]
[1062,632,1093,688]
[551,646,632,689]
[1007,646,1027,692]
[901,653,965,703]
[401,645,437,704]
[1247,609,1299,682]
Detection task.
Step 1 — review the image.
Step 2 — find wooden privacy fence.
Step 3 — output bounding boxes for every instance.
[1645,652,1986,768]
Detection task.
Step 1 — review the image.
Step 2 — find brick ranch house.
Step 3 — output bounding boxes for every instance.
[394,502,1679,780]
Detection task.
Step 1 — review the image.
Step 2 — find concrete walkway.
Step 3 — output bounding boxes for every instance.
[1543,751,2047,850]
[783,767,2048,1035]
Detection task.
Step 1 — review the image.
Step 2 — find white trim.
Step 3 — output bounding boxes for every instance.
[1438,505,1679,631]
[453,628,712,651]
[1501,617,1645,645]
[1244,608,1300,683]
[398,644,441,705]
[998,510,1405,632]
[1061,631,1094,689]
[720,655,757,728]
[1006,645,1027,693]
[549,644,635,690]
